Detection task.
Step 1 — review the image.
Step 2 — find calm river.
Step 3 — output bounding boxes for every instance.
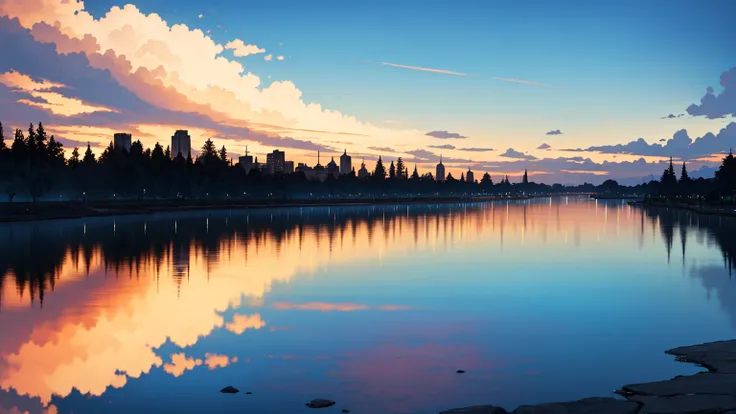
[1,198,735,413]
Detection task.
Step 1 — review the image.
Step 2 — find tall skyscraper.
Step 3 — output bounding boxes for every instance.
[113,133,132,152]
[327,156,339,178]
[436,155,446,182]
[239,146,254,174]
[339,149,352,175]
[171,130,191,158]
[266,149,286,174]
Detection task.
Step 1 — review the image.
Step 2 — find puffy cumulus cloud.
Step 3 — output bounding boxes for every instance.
[264,54,272,61]
[428,144,455,150]
[224,39,265,57]
[546,129,563,135]
[163,353,202,377]
[500,148,537,160]
[582,123,736,160]
[537,143,551,150]
[276,55,284,61]
[0,2,429,158]
[687,66,736,119]
[198,14,203,19]
[225,313,266,335]
[458,147,494,152]
[425,130,467,139]
[204,353,238,370]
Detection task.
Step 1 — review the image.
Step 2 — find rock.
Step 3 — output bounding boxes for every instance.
[245,391,252,395]
[306,399,336,408]
[513,397,639,414]
[220,386,239,394]
[622,372,736,396]
[627,394,736,413]
[341,410,350,413]
[456,370,466,374]
[667,340,736,373]
[440,405,508,413]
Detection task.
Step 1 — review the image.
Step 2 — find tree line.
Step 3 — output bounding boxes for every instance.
[0,121,735,202]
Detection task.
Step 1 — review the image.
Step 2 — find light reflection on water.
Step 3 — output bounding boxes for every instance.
[0,198,735,414]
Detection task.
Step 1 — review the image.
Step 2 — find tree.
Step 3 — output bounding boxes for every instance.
[47,136,65,162]
[389,161,396,179]
[164,145,172,160]
[600,179,619,193]
[396,157,406,179]
[715,150,736,197]
[219,145,228,163]
[35,122,48,152]
[480,172,493,186]
[82,143,96,164]
[26,123,37,153]
[410,165,419,180]
[11,129,25,156]
[460,172,465,183]
[69,147,81,169]
[0,121,5,151]
[660,157,678,196]
[446,172,457,183]
[373,156,386,180]
[522,169,529,185]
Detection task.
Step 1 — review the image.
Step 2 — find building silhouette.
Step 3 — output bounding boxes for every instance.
[358,159,369,179]
[284,161,294,174]
[266,150,286,174]
[113,133,132,152]
[340,150,352,175]
[466,167,475,184]
[239,146,254,174]
[327,156,339,178]
[314,152,326,181]
[436,155,446,182]
[171,130,191,158]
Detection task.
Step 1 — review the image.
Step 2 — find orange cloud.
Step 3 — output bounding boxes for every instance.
[272,302,370,312]
[163,353,202,377]
[225,313,266,335]
[204,353,238,370]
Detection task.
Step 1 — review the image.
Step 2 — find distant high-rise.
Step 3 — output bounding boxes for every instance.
[284,161,294,174]
[239,146,254,174]
[266,149,286,174]
[436,155,446,182]
[113,133,132,152]
[466,167,475,184]
[340,149,352,175]
[171,130,191,158]
[358,159,369,179]
[327,156,339,178]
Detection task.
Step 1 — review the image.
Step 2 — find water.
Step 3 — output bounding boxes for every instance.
[1,198,735,414]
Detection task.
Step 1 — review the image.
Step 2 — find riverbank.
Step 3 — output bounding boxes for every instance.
[632,201,736,217]
[0,195,533,223]
[441,339,736,413]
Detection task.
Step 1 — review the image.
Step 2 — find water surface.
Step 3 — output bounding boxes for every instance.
[1,198,735,414]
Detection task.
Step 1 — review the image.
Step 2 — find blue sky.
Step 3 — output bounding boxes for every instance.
[0,0,734,183]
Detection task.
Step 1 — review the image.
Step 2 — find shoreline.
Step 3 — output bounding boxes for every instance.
[0,196,534,223]
[632,201,736,217]
[442,339,736,413]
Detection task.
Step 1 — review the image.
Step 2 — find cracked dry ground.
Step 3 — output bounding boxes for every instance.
[441,339,736,414]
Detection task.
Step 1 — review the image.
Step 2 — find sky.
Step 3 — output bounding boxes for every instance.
[0,0,734,184]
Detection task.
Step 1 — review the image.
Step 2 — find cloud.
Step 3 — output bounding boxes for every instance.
[546,129,563,135]
[687,66,736,119]
[405,149,475,164]
[458,147,494,152]
[225,313,266,335]
[368,146,397,153]
[582,123,736,160]
[273,302,370,312]
[425,130,467,139]
[428,144,455,150]
[224,39,265,57]
[163,353,202,377]
[204,353,238,370]
[276,55,284,61]
[264,54,272,61]
[378,62,467,76]
[493,77,551,87]
[198,14,203,19]
[661,113,684,119]
[537,143,551,150]
[500,148,537,160]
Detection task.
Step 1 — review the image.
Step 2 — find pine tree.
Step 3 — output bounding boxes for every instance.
[396,157,405,178]
[460,172,465,183]
[47,135,64,162]
[446,172,456,183]
[69,147,80,168]
[680,162,690,183]
[26,123,37,153]
[373,156,386,179]
[0,121,5,151]
[164,145,172,160]
[481,172,493,186]
[660,157,678,195]
[11,129,25,156]
[35,122,48,152]
[219,145,228,163]
[389,161,396,179]
[411,165,419,180]
[82,143,96,164]
[716,149,736,196]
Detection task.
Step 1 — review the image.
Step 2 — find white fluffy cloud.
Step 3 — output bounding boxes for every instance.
[224,38,265,57]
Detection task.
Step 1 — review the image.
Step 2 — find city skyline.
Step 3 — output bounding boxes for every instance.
[0,0,734,184]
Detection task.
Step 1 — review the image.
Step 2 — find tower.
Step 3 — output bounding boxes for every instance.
[436,155,446,182]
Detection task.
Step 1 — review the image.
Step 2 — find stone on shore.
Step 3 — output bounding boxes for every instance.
[627,393,736,413]
[666,339,736,373]
[440,405,508,414]
[306,398,336,408]
[220,386,239,393]
[622,372,736,396]
[513,398,639,414]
